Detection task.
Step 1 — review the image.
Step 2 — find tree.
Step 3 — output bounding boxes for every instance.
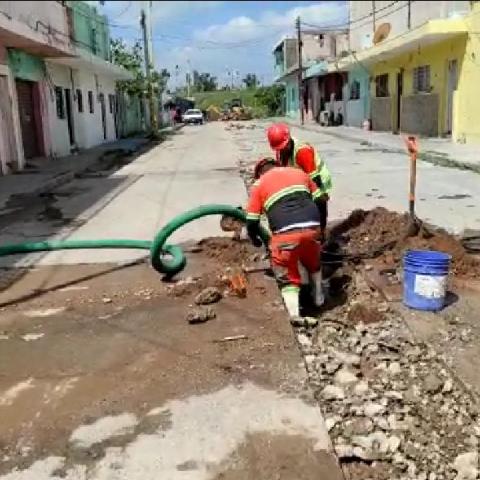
[254,84,285,116]
[242,73,258,89]
[110,39,169,96]
[192,70,217,92]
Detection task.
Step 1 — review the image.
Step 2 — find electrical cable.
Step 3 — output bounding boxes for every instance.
[109,1,133,20]
[300,0,401,30]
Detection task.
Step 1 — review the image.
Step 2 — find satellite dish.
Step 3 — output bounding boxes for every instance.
[373,23,391,44]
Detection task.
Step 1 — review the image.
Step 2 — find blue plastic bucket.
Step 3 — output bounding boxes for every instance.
[403,250,451,311]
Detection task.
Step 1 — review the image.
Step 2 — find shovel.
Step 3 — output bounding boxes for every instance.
[404,136,421,237]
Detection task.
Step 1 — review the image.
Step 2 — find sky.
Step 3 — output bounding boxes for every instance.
[92,1,348,88]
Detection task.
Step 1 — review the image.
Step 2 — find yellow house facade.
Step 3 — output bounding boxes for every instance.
[338,3,480,144]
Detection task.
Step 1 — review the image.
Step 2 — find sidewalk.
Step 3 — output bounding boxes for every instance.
[288,120,480,174]
[0,137,149,213]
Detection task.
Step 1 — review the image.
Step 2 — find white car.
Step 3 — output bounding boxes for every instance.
[182,109,204,125]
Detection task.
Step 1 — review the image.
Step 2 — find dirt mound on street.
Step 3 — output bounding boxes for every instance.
[331,207,480,278]
[198,237,254,265]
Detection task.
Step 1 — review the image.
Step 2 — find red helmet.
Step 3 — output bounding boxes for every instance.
[267,123,290,151]
[254,157,277,179]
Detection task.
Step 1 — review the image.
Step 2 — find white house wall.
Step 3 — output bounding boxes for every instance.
[44,62,117,158]
[45,62,71,158]
[74,70,116,149]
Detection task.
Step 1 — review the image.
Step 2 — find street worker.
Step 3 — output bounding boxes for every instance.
[266,123,332,240]
[246,157,326,322]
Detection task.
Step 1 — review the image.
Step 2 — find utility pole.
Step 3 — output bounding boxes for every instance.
[372,1,376,35]
[140,1,158,136]
[296,16,304,125]
[407,0,411,29]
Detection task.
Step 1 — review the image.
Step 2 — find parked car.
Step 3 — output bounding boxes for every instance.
[182,109,204,125]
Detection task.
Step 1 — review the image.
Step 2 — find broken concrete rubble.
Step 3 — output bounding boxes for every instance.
[194,286,222,305]
[292,270,479,480]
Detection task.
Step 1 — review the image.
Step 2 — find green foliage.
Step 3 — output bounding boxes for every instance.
[110,39,170,96]
[194,89,257,110]
[254,84,285,116]
[242,73,258,89]
[192,70,217,92]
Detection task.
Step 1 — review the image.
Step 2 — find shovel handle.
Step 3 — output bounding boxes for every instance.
[405,136,418,217]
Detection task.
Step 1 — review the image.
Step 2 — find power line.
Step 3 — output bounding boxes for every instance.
[301,0,401,30]
[349,1,410,31]
[109,1,132,20]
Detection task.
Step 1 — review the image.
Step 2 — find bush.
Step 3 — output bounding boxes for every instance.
[254,85,285,117]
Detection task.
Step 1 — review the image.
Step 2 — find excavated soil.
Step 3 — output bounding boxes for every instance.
[330,207,480,278]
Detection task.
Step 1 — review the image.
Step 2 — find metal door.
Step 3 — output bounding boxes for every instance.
[99,93,107,140]
[446,59,457,135]
[64,88,75,145]
[16,80,40,159]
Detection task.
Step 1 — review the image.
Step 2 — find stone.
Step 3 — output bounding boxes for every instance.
[325,361,341,375]
[334,367,358,385]
[388,435,402,453]
[373,416,390,431]
[354,381,369,396]
[322,385,345,400]
[345,418,374,437]
[364,402,386,417]
[385,390,403,400]
[102,297,112,304]
[404,385,421,404]
[186,307,216,324]
[442,379,454,393]
[304,316,318,327]
[389,361,402,376]
[325,415,342,432]
[304,355,316,368]
[424,373,443,394]
[297,333,311,348]
[333,350,361,366]
[195,287,222,305]
[453,451,478,480]
[334,444,354,459]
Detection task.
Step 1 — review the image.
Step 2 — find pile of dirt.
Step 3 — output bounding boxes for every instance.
[197,237,254,265]
[331,207,480,278]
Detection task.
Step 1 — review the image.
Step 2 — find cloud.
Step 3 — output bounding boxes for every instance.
[155,2,346,86]
[194,1,347,45]
[95,1,223,29]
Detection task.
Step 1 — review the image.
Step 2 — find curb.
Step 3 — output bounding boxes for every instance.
[288,122,480,175]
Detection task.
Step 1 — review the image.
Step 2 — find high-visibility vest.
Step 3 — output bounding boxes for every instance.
[288,137,332,195]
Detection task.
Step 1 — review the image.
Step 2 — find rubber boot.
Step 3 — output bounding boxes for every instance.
[311,270,325,307]
[281,286,300,318]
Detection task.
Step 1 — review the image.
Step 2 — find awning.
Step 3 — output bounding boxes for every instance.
[48,47,132,80]
[336,18,467,70]
[304,61,328,79]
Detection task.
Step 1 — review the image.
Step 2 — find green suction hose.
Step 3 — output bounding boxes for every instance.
[0,204,270,277]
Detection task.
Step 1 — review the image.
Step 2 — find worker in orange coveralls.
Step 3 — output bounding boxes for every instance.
[246,157,325,323]
[266,123,332,241]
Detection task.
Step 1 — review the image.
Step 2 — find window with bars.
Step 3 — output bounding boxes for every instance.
[350,80,360,100]
[375,74,389,97]
[76,89,83,113]
[55,86,65,119]
[88,91,94,114]
[413,65,431,93]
